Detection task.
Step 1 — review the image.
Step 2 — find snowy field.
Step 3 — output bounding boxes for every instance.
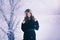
[0,0,60,40]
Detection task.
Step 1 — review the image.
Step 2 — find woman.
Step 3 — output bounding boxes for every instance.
[21,9,39,40]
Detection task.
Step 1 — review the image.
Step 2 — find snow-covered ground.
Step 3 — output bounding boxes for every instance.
[0,0,60,40]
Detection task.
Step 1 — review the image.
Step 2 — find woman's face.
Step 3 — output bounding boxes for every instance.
[27,12,32,17]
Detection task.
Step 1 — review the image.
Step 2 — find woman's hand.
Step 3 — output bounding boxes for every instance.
[35,18,37,22]
[22,20,25,24]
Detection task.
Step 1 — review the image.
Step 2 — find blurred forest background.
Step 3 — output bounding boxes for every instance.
[0,0,60,40]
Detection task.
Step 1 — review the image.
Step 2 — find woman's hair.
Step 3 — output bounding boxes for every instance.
[24,9,35,22]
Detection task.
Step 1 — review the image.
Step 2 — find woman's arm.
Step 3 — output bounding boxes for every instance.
[21,23,24,32]
[34,20,39,30]
[21,21,26,32]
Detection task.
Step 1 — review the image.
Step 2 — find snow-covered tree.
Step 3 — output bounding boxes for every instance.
[0,0,20,40]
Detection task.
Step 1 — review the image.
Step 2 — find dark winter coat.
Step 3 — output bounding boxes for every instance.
[21,19,39,40]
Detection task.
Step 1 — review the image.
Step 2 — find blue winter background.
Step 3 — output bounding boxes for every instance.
[0,0,60,40]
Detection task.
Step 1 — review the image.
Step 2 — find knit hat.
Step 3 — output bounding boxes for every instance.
[25,9,31,13]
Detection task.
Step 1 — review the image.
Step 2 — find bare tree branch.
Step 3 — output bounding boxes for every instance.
[13,0,21,10]
[0,27,7,35]
[8,0,20,29]
[12,17,17,28]
[9,0,20,11]
[0,0,9,24]
[8,0,15,29]
[0,9,9,24]
[0,0,21,40]
[13,20,20,32]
